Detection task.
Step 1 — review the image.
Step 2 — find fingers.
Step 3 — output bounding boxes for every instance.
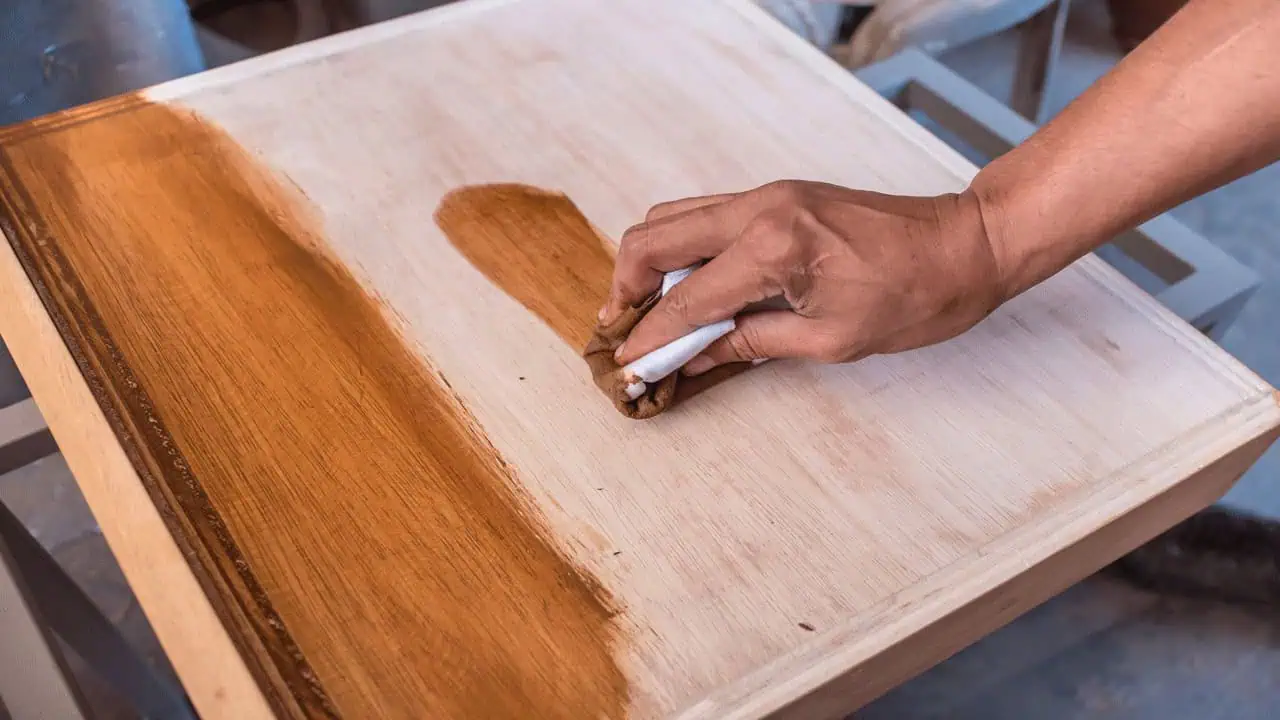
[680,311,832,375]
[644,193,736,222]
[604,194,757,320]
[615,229,787,363]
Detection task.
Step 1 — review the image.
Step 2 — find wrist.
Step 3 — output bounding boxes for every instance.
[966,156,1079,303]
[966,137,1128,303]
[928,189,1009,322]
[961,179,1016,306]
[957,165,1032,307]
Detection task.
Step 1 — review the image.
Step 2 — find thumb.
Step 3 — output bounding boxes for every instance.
[681,311,831,375]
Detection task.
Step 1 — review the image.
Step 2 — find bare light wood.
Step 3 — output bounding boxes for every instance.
[0,1,1277,718]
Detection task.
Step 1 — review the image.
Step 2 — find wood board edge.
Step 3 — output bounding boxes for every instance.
[767,420,1280,719]
[679,395,1280,719]
[142,0,527,104]
[1,6,1272,716]
[0,228,274,719]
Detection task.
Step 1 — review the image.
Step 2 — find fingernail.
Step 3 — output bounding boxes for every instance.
[683,355,714,376]
[598,305,608,321]
[613,342,627,362]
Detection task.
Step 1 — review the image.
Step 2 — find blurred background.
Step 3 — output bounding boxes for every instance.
[0,1,1275,718]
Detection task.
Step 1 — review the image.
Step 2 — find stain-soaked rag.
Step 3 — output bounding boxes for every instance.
[582,294,677,420]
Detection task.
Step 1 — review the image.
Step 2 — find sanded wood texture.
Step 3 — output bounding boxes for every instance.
[0,0,1277,718]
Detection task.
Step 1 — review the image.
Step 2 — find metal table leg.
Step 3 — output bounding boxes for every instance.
[1011,0,1072,123]
[0,531,88,720]
[0,399,56,479]
[0,502,194,719]
[0,366,193,718]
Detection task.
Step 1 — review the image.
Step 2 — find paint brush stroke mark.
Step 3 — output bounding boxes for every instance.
[434,183,754,411]
[0,98,627,719]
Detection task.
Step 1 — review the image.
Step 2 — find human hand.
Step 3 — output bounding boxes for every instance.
[601,180,1008,375]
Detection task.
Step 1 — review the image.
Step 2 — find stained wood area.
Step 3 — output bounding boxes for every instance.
[0,99,624,719]
[0,0,1277,718]
[435,183,615,349]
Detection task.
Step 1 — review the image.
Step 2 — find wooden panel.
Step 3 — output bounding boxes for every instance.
[0,0,1276,718]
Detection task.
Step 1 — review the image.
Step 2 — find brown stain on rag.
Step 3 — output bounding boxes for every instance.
[435,183,751,419]
[0,99,627,719]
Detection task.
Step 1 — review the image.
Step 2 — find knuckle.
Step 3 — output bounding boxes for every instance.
[744,209,793,239]
[614,232,658,292]
[726,330,762,361]
[754,180,803,207]
[645,201,679,222]
[809,333,854,364]
[659,288,693,322]
[616,223,653,264]
[611,226,662,303]
[615,273,655,304]
[742,212,804,269]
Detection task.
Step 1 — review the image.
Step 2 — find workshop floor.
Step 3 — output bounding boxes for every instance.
[0,1,1275,718]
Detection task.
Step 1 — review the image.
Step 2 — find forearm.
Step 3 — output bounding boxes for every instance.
[969,0,1280,300]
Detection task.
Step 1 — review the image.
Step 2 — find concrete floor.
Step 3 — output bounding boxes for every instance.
[0,1,1276,717]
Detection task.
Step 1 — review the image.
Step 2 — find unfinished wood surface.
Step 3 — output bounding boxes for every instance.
[0,0,1276,718]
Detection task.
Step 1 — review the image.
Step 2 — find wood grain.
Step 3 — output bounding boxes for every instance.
[0,98,626,719]
[436,183,615,349]
[0,1,1277,718]
[434,182,752,416]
